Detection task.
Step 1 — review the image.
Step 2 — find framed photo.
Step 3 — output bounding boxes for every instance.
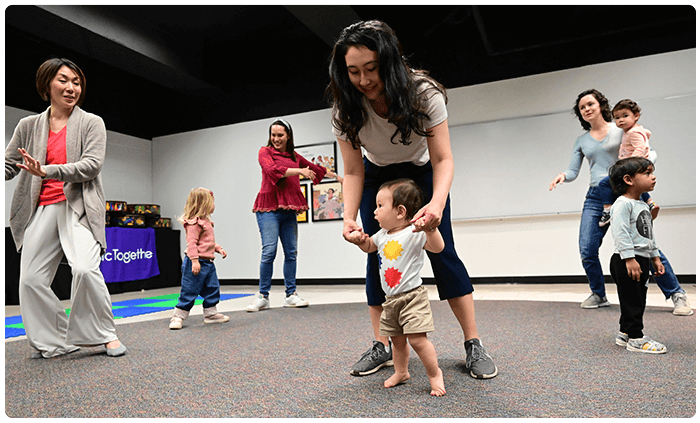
[312,181,343,222]
[297,183,309,223]
[296,142,337,180]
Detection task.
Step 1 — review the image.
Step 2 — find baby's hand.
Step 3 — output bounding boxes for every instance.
[412,216,432,233]
[345,230,368,245]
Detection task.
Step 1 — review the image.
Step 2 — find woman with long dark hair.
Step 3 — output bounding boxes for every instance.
[327,20,497,379]
[248,118,342,312]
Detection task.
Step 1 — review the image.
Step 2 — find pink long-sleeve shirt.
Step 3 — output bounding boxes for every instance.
[183,217,223,261]
[619,125,651,159]
[252,146,327,213]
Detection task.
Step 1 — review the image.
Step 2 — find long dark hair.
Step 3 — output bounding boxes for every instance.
[326,20,447,150]
[267,118,296,161]
[573,88,612,131]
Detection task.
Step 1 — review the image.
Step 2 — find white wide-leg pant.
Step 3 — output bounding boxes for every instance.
[19,202,117,358]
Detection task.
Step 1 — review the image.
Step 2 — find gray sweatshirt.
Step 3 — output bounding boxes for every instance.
[611,196,659,259]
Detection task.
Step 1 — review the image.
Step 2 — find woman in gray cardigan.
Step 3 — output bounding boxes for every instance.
[5,58,126,358]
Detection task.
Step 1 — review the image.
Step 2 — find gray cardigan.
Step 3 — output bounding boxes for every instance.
[5,106,107,252]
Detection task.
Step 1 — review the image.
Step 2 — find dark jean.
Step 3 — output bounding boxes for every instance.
[579,185,684,299]
[176,256,221,311]
[360,158,474,306]
[256,209,298,296]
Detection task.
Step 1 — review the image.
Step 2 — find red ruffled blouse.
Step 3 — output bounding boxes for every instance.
[253,146,327,213]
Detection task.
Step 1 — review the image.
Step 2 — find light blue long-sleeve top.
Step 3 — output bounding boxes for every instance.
[563,123,622,187]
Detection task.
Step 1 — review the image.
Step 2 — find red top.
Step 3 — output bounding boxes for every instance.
[38,126,68,206]
[253,146,327,213]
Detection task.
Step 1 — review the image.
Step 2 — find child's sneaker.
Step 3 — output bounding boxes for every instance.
[615,331,628,347]
[598,210,611,227]
[671,292,693,316]
[283,292,309,308]
[626,336,667,354]
[169,308,189,330]
[169,317,183,330]
[246,294,270,312]
[204,313,230,324]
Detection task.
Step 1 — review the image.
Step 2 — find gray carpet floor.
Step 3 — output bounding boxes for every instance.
[4,299,696,418]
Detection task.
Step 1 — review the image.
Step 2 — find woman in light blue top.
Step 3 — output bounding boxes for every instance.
[549,89,690,314]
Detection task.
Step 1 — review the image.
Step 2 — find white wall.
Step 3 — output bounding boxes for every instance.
[150,110,367,280]
[151,48,695,279]
[6,48,695,280]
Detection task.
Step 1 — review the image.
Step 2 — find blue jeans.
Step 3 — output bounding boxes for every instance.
[579,185,684,299]
[176,256,221,311]
[256,210,298,296]
[360,158,473,306]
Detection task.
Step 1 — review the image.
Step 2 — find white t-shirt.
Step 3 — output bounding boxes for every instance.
[332,82,448,166]
[372,225,427,297]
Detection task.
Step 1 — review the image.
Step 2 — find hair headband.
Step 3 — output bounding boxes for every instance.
[273,118,291,130]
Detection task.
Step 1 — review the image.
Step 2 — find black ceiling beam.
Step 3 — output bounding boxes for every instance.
[284,5,362,48]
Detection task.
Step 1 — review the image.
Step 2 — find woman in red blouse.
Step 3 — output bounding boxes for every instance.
[248,119,342,312]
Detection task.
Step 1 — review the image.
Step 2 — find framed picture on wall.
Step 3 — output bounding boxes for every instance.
[312,181,343,222]
[296,142,337,180]
[297,183,309,223]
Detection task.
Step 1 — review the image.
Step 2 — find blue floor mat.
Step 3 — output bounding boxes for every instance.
[4,293,252,339]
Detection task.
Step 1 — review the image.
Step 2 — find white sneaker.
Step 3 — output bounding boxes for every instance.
[283,292,309,308]
[204,313,230,324]
[671,292,693,316]
[246,294,270,312]
[169,317,183,330]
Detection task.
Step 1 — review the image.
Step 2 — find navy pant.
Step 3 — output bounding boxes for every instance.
[175,256,221,311]
[360,158,474,306]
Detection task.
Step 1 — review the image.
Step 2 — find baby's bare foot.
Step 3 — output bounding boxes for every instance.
[429,369,446,397]
[384,372,410,388]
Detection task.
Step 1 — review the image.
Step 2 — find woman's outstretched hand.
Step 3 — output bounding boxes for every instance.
[17,148,47,178]
[549,173,566,191]
[411,202,443,232]
[343,219,368,244]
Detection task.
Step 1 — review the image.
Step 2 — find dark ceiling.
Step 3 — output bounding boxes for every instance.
[5,5,696,140]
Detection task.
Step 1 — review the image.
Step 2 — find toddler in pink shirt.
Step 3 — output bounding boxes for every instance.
[598,99,659,227]
[169,188,229,330]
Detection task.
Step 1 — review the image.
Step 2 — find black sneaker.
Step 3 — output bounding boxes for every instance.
[350,340,393,376]
[465,338,498,379]
[598,210,611,227]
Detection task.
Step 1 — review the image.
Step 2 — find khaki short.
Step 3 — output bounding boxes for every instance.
[380,285,435,337]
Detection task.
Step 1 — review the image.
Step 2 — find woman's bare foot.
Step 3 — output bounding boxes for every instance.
[384,371,410,388]
[429,369,446,396]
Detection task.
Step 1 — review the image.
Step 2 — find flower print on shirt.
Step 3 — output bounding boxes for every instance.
[382,239,405,288]
[384,267,402,289]
[383,240,404,260]
[372,226,426,297]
